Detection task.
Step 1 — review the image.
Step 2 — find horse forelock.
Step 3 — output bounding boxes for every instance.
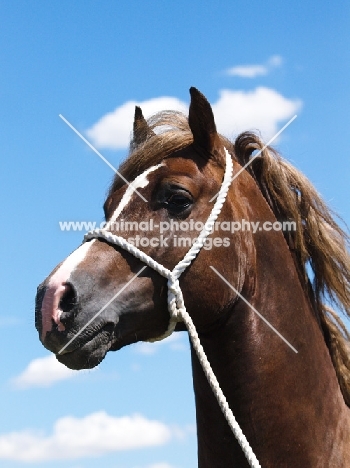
[106,110,233,198]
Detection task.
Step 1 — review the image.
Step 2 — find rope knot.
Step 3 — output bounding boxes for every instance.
[168,275,180,295]
[167,275,181,321]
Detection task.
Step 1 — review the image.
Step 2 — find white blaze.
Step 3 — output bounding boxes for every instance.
[107,163,163,227]
[41,163,163,339]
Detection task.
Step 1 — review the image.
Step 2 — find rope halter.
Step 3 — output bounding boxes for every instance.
[83,147,261,468]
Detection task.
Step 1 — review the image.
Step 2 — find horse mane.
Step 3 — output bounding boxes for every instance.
[234,132,350,406]
[109,112,350,406]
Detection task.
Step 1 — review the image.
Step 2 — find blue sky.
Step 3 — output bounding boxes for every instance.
[0,1,349,467]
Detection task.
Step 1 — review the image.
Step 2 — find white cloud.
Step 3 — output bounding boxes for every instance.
[86,85,301,150]
[268,55,283,67]
[135,464,176,468]
[225,54,283,78]
[11,355,82,389]
[212,87,301,140]
[86,96,187,150]
[133,332,188,355]
[0,316,23,327]
[149,464,175,468]
[0,412,172,462]
[226,64,268,78]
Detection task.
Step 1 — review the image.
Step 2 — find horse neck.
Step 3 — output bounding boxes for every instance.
[190,226,350,468]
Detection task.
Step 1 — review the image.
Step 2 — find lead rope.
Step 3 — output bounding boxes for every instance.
[84,148,261,468]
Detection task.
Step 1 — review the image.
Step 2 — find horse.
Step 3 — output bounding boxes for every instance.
[35,87,350,467]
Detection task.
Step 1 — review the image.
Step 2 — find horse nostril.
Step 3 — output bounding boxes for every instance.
[59,283,77,313]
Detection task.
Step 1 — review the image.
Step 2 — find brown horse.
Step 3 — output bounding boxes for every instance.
[35,88,350,467]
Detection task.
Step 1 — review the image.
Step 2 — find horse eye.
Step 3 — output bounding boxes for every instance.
[165,193,192,213]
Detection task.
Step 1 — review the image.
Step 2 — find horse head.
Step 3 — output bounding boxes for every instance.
[35,88,254,370]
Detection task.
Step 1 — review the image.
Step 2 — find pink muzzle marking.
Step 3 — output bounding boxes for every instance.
[40,241,94,341]
[41,282,68,338]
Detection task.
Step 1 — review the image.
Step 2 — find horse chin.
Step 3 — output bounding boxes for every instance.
[56,327,113,370]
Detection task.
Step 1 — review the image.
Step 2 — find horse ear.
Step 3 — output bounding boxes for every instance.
[132,106,155,147]
[188,87,218,153]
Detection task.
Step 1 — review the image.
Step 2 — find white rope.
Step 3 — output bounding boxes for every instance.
[83,148,261,468]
